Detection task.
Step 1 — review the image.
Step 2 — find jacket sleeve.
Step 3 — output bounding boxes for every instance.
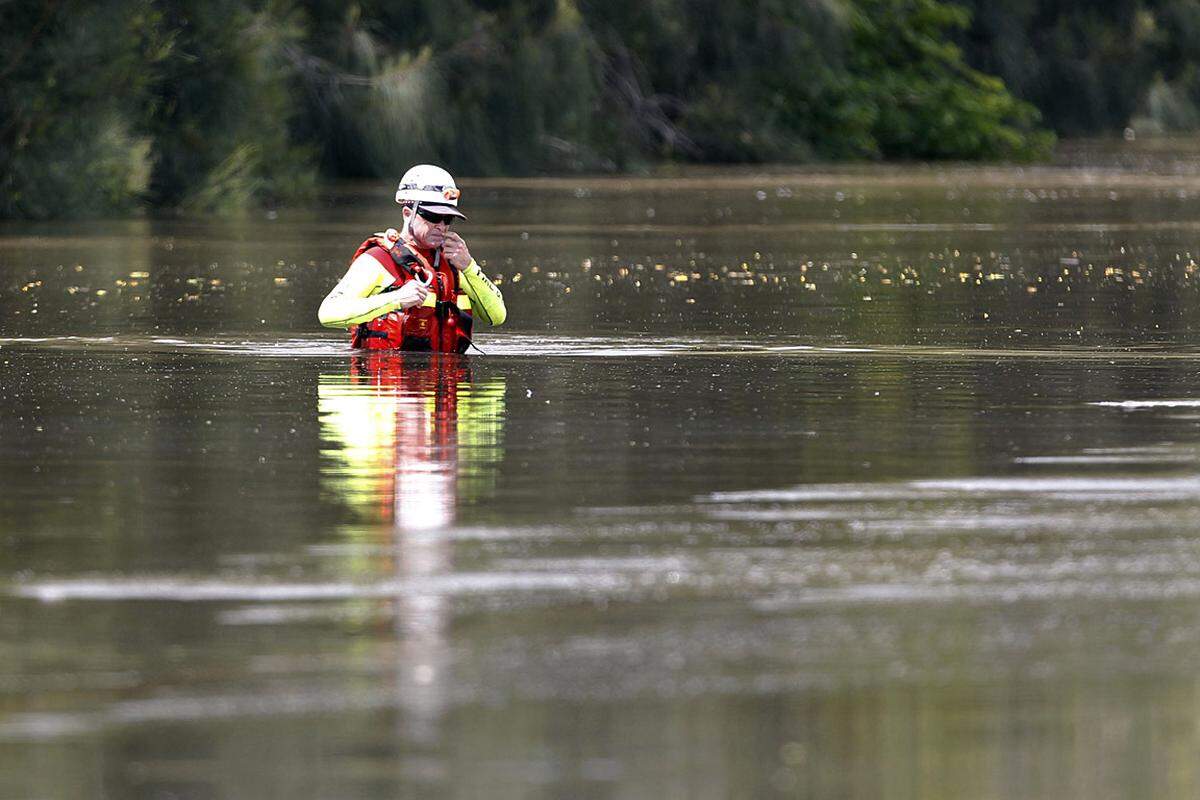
[318,253,403,328]
[459,260,507,326]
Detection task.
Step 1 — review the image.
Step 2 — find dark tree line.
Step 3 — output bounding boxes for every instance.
[2,0,1197,218]
[959,0,1200,135]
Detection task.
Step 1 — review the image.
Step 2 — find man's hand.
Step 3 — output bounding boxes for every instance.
[443,232,473,270]
[389,280,429,310]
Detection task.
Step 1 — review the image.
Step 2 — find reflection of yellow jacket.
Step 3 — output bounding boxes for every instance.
[318,356,506,525]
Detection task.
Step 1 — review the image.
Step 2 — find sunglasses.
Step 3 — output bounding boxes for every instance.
[416,208,456,226]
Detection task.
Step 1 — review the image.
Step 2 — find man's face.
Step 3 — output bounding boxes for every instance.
[407,207,452,249]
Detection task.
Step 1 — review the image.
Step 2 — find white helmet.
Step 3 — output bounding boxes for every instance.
[395,164,466,219]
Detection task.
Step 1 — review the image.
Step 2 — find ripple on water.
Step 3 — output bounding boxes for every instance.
[704,474,1200,503]
[6,332,1200,360]
[13,572,627,603]
[1092,399,1200,408]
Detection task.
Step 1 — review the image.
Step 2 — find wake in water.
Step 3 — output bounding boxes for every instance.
[4,331,1200,361]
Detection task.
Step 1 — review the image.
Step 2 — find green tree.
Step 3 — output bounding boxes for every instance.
[961,0,1162,135]
[1,0,1063,219]
[141,0,314,211]
[0,0,159,219]
[292,0,603,176]
[846,0,1054,159]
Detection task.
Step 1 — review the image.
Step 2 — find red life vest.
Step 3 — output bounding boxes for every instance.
[348,238,474,353]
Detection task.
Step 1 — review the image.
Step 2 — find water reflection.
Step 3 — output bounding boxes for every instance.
[319,353,507,526]
[318,353,506,746]
[10,159,1200,795]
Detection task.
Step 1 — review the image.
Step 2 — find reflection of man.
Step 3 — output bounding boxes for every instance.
[318,352,506,529]
[318,353,506,744]
[318,164,506,352]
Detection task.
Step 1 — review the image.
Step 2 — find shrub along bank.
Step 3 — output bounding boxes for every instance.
[1,0,1182,218]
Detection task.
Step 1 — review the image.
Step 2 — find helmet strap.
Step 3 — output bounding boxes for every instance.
[401,200,419,239]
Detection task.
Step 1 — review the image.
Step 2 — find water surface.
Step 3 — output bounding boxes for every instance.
[4,152,1200,798]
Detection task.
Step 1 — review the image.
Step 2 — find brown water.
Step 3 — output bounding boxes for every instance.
[5,150,1200,798]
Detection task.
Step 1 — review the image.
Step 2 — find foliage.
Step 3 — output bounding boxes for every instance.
[845,0,1053,159]
[584,0,855,162]
[0,0,315,219]
[13,0,1200,219]
[0,0,158,219]
[959,0,1164,136]
[294,0,605,175]
[139,0,315,211]
[300,0,1047,171]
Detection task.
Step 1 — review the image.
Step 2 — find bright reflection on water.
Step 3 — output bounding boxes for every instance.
[6,153,1200,798]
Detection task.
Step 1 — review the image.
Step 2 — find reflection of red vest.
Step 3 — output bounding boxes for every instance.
[348,352,471,524]
[349,239,473,353]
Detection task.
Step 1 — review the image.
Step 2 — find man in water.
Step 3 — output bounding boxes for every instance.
[318,164,506,352]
